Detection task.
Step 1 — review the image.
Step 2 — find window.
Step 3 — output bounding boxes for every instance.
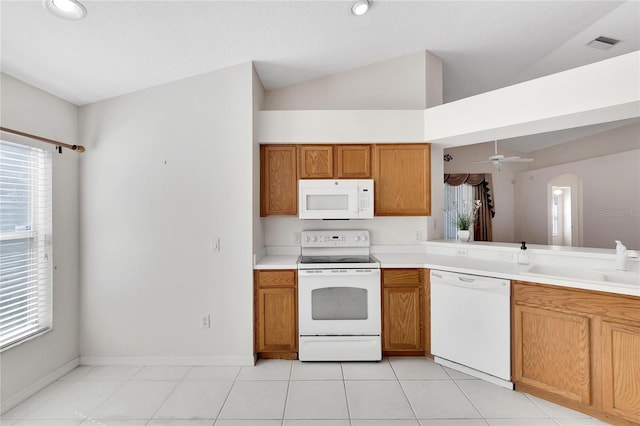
[444,182,474,240]
[0,140,52,350]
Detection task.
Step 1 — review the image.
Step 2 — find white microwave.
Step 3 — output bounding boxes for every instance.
[298,179,374,219]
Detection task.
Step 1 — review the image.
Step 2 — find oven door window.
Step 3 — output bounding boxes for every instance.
[312,287,368,320]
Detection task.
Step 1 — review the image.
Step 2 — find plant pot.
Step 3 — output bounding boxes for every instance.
[458,229,470,242]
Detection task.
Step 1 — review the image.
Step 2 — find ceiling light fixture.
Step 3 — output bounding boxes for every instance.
[44,0,87,20]
[351,0,371,16]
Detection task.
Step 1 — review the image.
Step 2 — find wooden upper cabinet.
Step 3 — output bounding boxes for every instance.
[298,145,334,178]
[335,145,371,178]
[373,144,431,216]
[260,145,297,216]
[298,144,371,179]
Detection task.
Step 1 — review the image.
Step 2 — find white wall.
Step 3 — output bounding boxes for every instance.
[78,63,256,364]
[0,73,80,410]
[515,149,640,250]
[425,51,640,146]
[264,216,430,247]
[264,51,442,110]
[252,65,266,254]
[526,121,640,170]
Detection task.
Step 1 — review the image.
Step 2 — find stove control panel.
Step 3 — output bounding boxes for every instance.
[301,230,370,248]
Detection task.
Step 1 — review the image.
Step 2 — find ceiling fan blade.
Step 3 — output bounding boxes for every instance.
[504,157,534,163]
[472,160,494,163]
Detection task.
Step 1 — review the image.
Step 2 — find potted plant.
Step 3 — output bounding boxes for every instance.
[456,200,482,242]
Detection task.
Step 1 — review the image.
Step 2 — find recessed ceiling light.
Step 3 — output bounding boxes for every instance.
[351,0,371,16]
[43,0,87,20]
[586,36,620,51]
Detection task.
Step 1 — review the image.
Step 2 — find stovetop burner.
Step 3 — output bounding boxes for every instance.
[299,255,376,264]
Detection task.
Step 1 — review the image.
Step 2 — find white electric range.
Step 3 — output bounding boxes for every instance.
[297,229,381,362]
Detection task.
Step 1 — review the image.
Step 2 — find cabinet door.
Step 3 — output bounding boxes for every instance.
[373,144,431,216]
[602,320,640,423]
[382,269,423,352]
[298,145,334,179]
[513,304,591,405]
[261,145,297,216]
[255,287,297,352]
[335,145,371,178]
[383,286,422,351]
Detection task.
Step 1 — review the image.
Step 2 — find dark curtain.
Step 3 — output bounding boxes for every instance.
[444,174,495,241]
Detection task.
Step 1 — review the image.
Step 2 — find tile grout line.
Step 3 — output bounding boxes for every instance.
[388,358,421,423]
[280,360,294,426]
[445,375,487,421]
[339,361,354,426]
[73,366,140,424]
[212,364,244,424]
[144,365,193,423]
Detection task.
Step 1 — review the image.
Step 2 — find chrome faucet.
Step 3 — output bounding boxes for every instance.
[615,240,639,271]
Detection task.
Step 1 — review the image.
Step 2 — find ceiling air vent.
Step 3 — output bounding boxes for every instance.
[587,36,620,51]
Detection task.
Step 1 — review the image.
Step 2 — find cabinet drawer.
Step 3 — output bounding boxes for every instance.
[255,270,296,288]
[383,269,421,286]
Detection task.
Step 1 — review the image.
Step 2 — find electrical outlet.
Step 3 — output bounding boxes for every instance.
[294,232,301,244]
[415,231,422,241]
[456,248,468,257]
[201,315,211,329]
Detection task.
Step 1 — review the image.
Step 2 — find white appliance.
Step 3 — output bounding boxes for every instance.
[298,179,374,220]
[297,229,381,361]
[430,269,513,389]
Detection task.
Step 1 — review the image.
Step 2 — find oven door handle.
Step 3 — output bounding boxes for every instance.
[299,269,380,276]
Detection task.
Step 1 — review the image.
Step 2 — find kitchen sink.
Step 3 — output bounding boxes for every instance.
[598,270,640,286]
[522,264,639,287]
[522,264,605,281]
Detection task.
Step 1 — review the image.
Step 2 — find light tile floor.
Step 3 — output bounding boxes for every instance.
[1,358,611,426]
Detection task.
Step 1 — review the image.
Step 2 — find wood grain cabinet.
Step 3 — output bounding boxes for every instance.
[512,281,640,425]
[254,270,297,359]
[298,144,371,179]
[260,145,298,216]
[382,268,430,356]
[373,144,431,216]
[602,320,640,424]
[335,145,371,178]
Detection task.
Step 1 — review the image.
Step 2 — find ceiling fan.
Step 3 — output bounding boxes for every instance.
[473,140,534,169]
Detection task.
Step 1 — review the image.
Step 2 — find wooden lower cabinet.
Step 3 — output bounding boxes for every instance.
[513,304,591,404]
[602,320,640,424]
[254,270,297,359]
[382,268,430,356]
[513,281,640,425]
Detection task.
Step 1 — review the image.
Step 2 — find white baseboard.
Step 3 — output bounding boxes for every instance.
[79,355,256,367]
[1,356,80,414]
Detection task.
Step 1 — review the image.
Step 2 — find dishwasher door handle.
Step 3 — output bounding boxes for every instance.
[433,278,508,291]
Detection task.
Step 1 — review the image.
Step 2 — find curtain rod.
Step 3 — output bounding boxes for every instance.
[0,126,85,153]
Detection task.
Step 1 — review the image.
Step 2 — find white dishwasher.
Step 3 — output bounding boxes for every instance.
[430,269,513,389]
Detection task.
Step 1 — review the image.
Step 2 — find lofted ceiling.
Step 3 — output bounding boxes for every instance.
[1,1,638,109]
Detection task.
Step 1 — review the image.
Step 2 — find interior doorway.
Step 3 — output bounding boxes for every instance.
[548,174,582,246]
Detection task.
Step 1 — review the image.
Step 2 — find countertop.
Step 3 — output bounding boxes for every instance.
[254,251,639,297]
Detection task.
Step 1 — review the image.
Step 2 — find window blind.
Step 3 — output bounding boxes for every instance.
[0,140,52,350]
[443,182,474,240]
